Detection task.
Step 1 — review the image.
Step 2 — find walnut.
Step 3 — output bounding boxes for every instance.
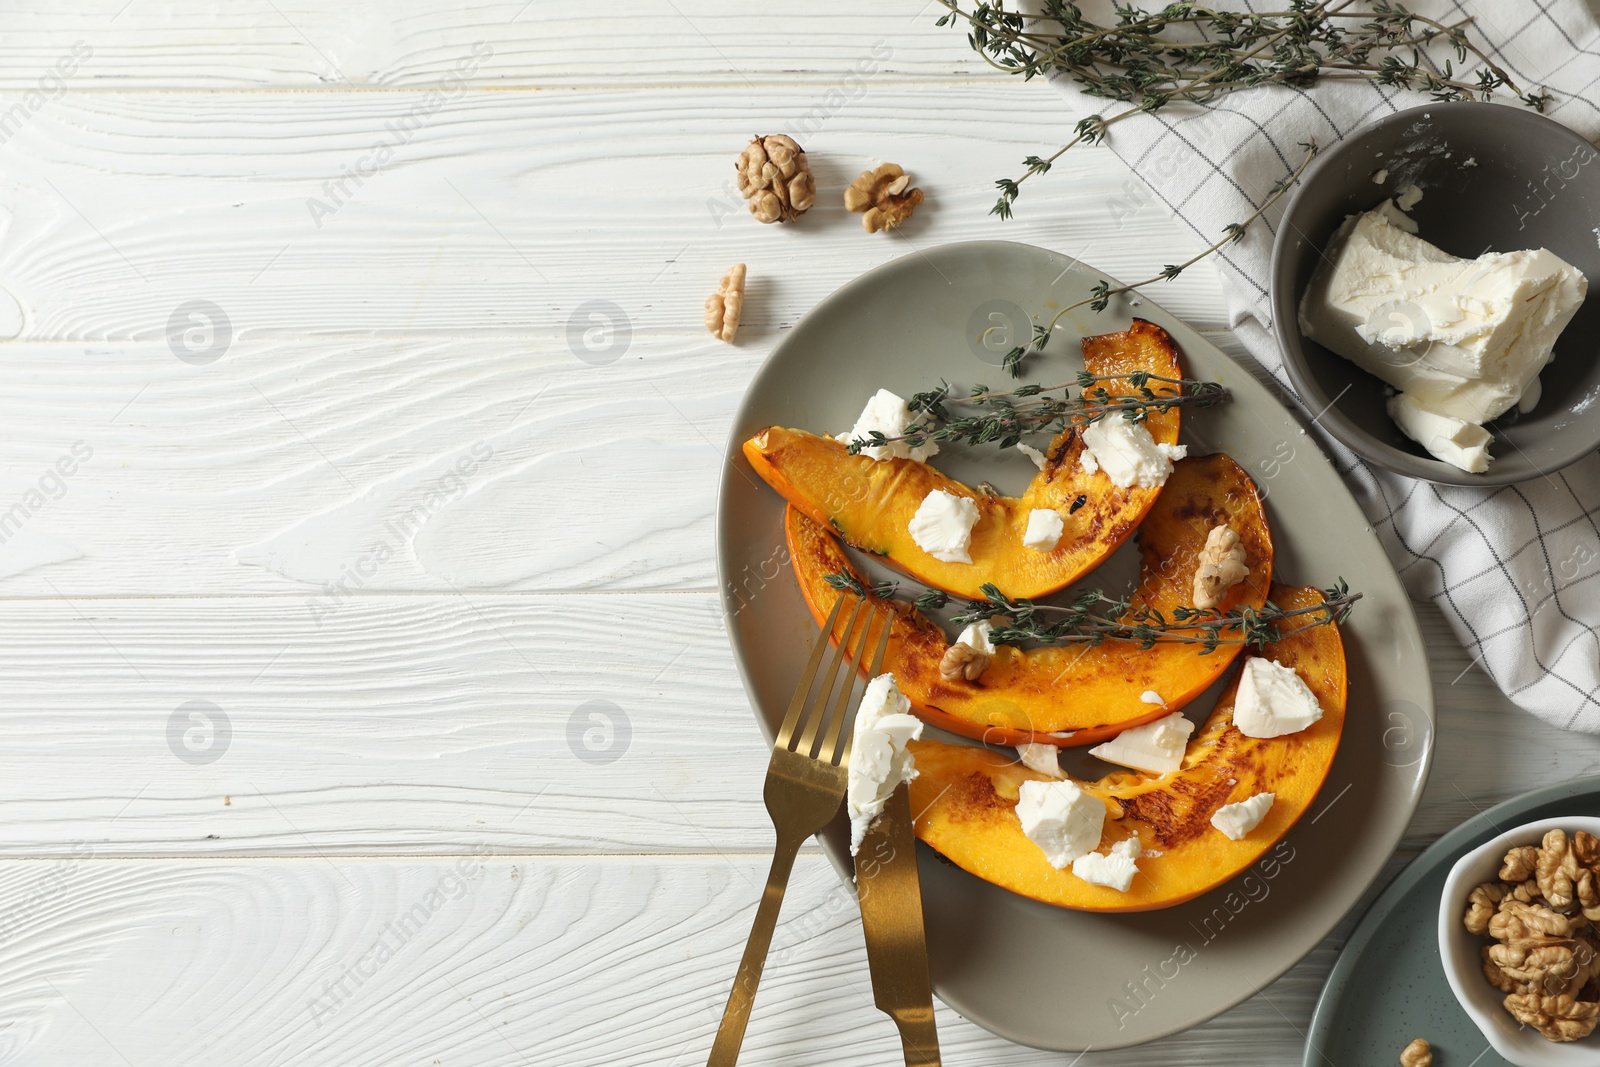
[1465,882,1506,935]
[1398,1039,1431,1067]
[1576,831,1600,870]
[705,264,745,344]
[736,135,814,224]
[1491,899,1581,941]
[1484,946,1536,994]
[1503,845,1540,882]
[939,641,991,683]
[1504,992,1600,1042]
[1192,525,1250,608]
[844,163,924,234]
[1540,829,1583,909]
[1488,939,1584,992]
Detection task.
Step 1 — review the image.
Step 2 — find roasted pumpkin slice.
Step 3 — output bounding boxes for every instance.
[787,452,1273,746]
[905,584,1346,912]
[745,319,1185,599]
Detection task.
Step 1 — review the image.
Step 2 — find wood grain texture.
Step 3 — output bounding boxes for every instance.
[0,85,1225,343]
[0,2,995,89]
[0,853,1354,1066]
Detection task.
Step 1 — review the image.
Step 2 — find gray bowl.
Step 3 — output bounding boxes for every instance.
[1270,101,1600,485]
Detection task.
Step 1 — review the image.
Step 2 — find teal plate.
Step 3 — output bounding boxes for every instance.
[1305,776,1600,1066]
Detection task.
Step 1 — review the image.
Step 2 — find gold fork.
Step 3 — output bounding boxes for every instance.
[707,594,890,1067]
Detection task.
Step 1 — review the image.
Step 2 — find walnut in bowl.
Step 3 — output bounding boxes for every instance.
[1440,816,1600,1066]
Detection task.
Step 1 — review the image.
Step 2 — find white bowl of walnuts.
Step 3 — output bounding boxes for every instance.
[1440,816,1600,1066]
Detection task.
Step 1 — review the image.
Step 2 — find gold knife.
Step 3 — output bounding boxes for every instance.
[854,783,941,1066]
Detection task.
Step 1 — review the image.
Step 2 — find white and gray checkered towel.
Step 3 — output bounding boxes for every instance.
[1047,1,1600,730]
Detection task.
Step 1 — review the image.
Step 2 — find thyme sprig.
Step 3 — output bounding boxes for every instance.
[937,0,1546,219]
[844,371,1226,453]
[1000,139,1319,376]
[825,571,1360,653]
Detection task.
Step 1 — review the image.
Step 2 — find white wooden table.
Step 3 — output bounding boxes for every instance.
[2,3,1597,1063]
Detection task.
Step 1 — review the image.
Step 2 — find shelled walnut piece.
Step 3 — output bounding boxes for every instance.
[705,264,745,344]
[1192,524,1249,608]
[844,163,924,233]
[939,641,990,683]
[736,135,815,224]
[1465,829,1600,1041]
[1398,1038,1431,1067]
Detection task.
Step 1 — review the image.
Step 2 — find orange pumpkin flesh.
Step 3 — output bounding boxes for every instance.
[905,585,1347,912]
[744,319,1185,599]
[786,452,1273,746]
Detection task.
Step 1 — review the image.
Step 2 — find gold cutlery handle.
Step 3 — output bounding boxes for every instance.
[856,786,941,1067]
[707,832,802,1066]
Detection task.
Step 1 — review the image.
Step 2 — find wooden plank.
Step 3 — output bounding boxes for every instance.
[0,590,1576,856]
[0,86,1225,343]
[0,1,992,89]
[0,851,1349,1065]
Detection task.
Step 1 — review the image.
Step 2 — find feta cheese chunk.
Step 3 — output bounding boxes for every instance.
[1080,417,1186,488]
[1233,657,1323,738]
[1016,442,1048,470]
[1016,778,1105,869]
[846,674,923,854]
[1022,508,1064,552]
[1298,200,1587,453]
[955,619,995,655]
[1072,837,1142,891]
[907,489,979,563]
[1139,690,1165,706]
[1016,742,1065,778]
[840,388,941,463]
[1386,393,1492,473]
[1089,712,1193,774]
[1210,792,1276,840]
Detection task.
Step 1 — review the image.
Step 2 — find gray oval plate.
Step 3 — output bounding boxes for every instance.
[1306,777,1600,1066]
[716,240,1433,1051]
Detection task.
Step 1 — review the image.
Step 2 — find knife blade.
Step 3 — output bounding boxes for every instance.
[854,783,941,1067]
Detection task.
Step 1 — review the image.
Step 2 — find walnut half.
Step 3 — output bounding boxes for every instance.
[736,135,814,224]
[844,163,924,234]
[1399,1038,1431,1067]
[1504,992,1600,1042]
[705,264,745,344]
[939,641,990,683]
[1192,524,1249,608]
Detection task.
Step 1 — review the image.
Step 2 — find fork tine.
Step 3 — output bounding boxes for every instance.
[819,604,883,764]
[794,597,867,756]
[773,595,848,751]
[831,605,893,767]
[816,603,879,766]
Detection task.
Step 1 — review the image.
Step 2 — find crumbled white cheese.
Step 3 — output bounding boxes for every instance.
[1022,508,1064,552]
[1088,712,1194,774]
[1080,417,1186,488]
[1072,837,1142,891]
[1016,442,1047,470]
[907,489,979,563]
[1211,792,1276,840]
[1139,690,1165,706]
[1372,168,1388,184]
[846,674,923,855]
[1233,657,1323,739]
[1016,779,1104,869]
[840,388,941,463]
[1386,393,1492,473]
[1016,743,1065,778]
[955,619,995,655]
[1298,199,1587,472]
[1395,183,1424,211]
